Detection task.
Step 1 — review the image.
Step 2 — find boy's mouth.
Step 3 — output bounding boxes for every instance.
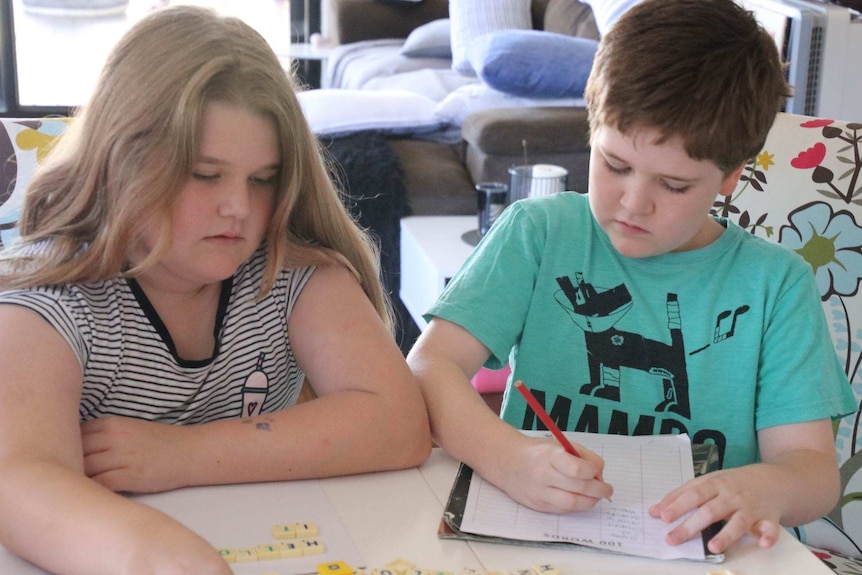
[616,219,648,234]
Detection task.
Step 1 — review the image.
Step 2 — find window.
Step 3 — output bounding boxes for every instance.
[1,0,301,117]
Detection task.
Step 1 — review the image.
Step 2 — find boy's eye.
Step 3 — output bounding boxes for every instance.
[604,160,629,175]
[662,181,690,193]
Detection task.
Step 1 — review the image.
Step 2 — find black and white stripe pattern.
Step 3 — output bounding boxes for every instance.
[0,246,314,424]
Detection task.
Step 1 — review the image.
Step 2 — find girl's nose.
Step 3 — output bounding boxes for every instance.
[218,181,251,218]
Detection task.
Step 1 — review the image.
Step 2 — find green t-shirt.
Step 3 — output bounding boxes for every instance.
[427,193,855,469]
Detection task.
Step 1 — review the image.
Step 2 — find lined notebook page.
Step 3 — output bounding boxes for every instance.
[459,431,707,561]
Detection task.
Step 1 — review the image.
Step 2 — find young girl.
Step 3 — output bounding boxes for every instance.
[0,6,431,574]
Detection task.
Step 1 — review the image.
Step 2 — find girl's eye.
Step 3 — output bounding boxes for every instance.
[250,174,279,186]
[193,172,219,181]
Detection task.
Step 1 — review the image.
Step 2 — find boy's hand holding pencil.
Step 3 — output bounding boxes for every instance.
[495,380,614,513]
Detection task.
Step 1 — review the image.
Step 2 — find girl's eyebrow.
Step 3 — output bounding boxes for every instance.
[195,155,280,172]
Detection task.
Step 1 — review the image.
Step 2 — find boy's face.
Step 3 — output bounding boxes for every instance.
[588,125,743,258]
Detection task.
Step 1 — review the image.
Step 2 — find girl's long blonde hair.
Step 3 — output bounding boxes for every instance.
[0,5,393,331]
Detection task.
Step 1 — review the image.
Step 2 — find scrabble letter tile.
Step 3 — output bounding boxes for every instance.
[318,560,355,575]
[235,547,258,563]
[293,522,319,538]
[256,544,282,560]
[273,524,298,539]
[217,548,237,564]
[386,559,417,575]
[274,541,302,558]
[300,538,325,555]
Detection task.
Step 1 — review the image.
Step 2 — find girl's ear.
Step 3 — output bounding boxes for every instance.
[718,163,746,197]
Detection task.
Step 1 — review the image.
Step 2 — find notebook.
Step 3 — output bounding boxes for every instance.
[439,431,723,563]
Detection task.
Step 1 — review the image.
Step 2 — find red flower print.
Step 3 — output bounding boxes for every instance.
[791,142,827,169]
[801,119,834,128]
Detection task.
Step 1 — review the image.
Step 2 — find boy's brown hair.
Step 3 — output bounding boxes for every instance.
[584,0,792,173]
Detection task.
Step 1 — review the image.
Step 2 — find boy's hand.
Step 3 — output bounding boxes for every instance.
[493,435,614,514]
[648,464,783,554]
[649,421,838,555]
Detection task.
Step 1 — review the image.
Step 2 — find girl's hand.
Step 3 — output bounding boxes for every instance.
[492,435,614,513]
[120,521,233,575]
[81,416,192,493]
[648,464,783,554]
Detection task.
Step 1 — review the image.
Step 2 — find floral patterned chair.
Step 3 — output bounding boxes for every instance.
[714,112,862,574]
[1,112,861,570]
[0,117,70,248]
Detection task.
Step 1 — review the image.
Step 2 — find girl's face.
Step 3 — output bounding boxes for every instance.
[132,102,280,291]
[588,124,743,259]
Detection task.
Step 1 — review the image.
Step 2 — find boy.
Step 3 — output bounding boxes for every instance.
[407,0,856,556]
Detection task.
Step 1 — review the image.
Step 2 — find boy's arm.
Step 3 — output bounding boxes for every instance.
[0,305,230,575]
[650,418,839,554]
[408,318,613,512]
[80,264,432,493]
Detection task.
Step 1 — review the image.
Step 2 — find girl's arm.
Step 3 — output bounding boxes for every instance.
[81,264,432,493]
[650,418,839,554]
[408,318,612,512]
[0,305,231,575]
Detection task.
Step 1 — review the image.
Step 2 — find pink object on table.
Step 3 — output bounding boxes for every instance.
[470,365,511,394]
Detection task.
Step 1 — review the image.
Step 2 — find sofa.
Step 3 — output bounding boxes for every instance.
[312,0,602,215]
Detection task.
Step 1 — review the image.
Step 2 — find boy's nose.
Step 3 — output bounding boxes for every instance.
[619,180,654,215]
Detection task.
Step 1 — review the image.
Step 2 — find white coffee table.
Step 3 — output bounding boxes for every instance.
[399,215,477,330]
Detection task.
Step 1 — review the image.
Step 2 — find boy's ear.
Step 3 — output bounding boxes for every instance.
[718,163,746,197]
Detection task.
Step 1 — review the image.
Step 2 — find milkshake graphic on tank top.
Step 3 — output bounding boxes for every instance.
[241,352,269,417]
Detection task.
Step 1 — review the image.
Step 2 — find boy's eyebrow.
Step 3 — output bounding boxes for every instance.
[600,148,699,183]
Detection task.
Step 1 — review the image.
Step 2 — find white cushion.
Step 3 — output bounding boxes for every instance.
[297,89,447,137]
[448,0,531,75]
[400,18,452,59]
[434,83,585,126]
[579,0,643,36]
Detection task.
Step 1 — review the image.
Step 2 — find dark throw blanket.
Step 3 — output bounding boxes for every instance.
[324,131,421,354]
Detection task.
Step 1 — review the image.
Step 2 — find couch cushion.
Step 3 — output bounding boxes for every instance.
[388,138,475,216]
[400,18,452,58]
[468,29,598,98]
[448,0,532,75]
[544,0,600,39]
[434,82,584,126]
[579,0,642,36]
[297,88,448,137]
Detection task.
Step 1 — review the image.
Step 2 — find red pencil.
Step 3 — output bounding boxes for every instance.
[514,380,581,457]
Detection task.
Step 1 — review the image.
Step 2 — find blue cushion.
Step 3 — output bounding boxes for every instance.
[468,30,598,99]
[449,0,532,75]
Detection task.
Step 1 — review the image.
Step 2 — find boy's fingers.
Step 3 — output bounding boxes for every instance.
[751,519,781,548]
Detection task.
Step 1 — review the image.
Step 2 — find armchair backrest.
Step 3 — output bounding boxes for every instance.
[717,112,862,558]
[0,118,70,248]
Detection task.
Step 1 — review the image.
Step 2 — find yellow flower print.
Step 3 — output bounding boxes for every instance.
[755,150,774,171]
[14,119,69,163]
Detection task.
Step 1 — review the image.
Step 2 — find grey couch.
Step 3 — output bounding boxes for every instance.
[321,0,599,215]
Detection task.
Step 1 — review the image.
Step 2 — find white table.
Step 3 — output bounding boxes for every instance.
[399,216,477,330]
[0,449,833,574]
